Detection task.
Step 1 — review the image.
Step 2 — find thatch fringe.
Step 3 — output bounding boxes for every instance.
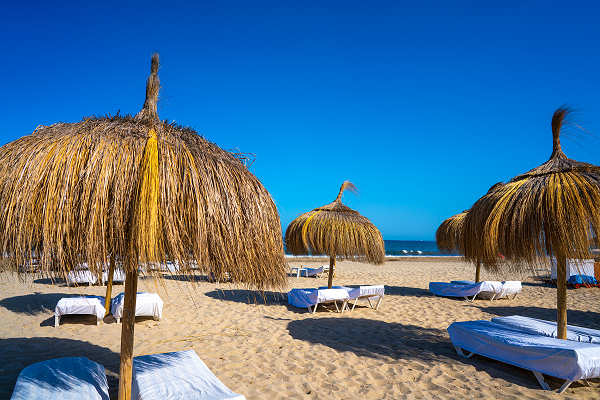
[436,211,467,253]
[285,181,384,263]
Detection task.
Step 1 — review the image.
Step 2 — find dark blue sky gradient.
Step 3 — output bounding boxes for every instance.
[2,1,600,239]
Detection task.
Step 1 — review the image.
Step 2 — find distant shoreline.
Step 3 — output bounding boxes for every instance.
[285,255,464,263]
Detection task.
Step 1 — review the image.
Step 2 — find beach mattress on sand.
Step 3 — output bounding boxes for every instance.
[319,285,385,300]
[101,268,125,284]
[491,315,600,344]
[132,350,245,400]
[111,292,163,323]
[448,320,600,382]
[10,357,109,400]
[551,258,595,281]
[67,269,98,285]
[300,267,324,277]
[55,296,106,327]
[287,288,349,308]
[429,281,521,299]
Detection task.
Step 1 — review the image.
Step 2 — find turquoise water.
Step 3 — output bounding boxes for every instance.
[284,240,457,256]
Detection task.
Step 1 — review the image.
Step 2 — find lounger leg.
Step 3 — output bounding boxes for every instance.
[334,301,340,312]
[454,346,474,359]
[557,380,573,394]
[116,317,121,323]
[55,315,60,328]
[490,293,497,301]
[374,296,382,310]
[532,371,551,391]
[351,300,357,311]
[367,297,374,309]
[97,318,101,326]
[312,303,318,314]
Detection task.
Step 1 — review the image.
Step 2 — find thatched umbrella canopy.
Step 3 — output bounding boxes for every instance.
[285,181,385,288]
[0,54,287,399]
[463,108,600,339]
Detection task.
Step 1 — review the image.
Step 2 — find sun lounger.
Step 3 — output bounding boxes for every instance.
[289,266,324,278]
[66,269,99,286]
[491,315,600,344]
[319,285,385,311]
[101,268,126,284]
[10,357,109,400]
[132,350,245,400]
[55,296,106,327]
[287,288,349,313]
[448,319,600,393]
[429,280,521,301]
[110,292,163,323]
[550,258,595,281]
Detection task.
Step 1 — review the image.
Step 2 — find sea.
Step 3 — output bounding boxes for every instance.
[285,240,458,257]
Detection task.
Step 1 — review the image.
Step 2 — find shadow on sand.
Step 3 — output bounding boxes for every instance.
[204,289,287,305]
[0,292,74,315]
[287,317,596,391]
[383,285,433,298]
[0,337,120,399]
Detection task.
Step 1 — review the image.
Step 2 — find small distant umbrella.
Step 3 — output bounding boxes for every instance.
[0,54,287,399]
[285,181,385,288]
[437,183,504,282]
[463,108,600,339]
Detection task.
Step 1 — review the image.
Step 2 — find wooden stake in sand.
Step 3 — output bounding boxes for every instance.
[0,53,288,400]
[462,107,600,338]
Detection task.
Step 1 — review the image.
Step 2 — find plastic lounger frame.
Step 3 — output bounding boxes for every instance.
[349,295,383,311]
[307,299,348,314]
[453,345,577,394]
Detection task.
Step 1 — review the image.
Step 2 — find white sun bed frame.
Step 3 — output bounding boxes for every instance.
[54,296,106,327]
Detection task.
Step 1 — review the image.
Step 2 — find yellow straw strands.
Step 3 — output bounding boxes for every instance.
[285,181,385,264]
[463,109,600,268]
[436,210,467,254]
[0,55,287,290]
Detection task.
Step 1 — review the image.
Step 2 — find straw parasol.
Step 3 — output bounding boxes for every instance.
[463,107,600,339]
[285,181,385,288]
[436,183,505,282]
[0,54,287,399]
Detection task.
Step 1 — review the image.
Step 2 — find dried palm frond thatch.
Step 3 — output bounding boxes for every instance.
[463,107,600,339]
[0,54,286,399]
[285,181,385,288]
[436,210,468,254]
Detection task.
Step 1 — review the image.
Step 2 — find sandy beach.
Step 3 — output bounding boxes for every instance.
[1,258,599,399]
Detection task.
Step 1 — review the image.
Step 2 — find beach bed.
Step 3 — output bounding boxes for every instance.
[101,268,126,284]
[491,315,600,344]
[287,288,349,313]
[132,350,245,400]
[289,266,324,278]
[55,296,106,327]
[429,280,521,301]
[319,285,385,311]
[10,357,109,400]
[110,292,163,323]
[448,318,600,393]
[66,269,99,286]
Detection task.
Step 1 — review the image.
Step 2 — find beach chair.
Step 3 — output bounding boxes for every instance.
[101,268,126,284]
[491,315,600,344]
[343,285,385,311]
[429,280,521,301]
[111,292,163,323]
[287,288,349,313]
[10,357,109,400]
[448,319,600,393]
[66,268,99,286]
[55,296,106,327]
[132,350,245,400]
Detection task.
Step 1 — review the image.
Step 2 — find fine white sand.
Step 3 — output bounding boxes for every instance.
[1,258,599,399]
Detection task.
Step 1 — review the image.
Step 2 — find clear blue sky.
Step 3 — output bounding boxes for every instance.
[2,1,600,240]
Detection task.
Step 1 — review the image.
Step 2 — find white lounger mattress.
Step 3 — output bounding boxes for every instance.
[67,269,98,285]
[132,350,245,400]
[287,288,349,308]
[429,281,521,299]
[448,320,600,382]
[55,296,106,327]
[492,315,600,344]
[10,357,109,400]
[111,292,163,322]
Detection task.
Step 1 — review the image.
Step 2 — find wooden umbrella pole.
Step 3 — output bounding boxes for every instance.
[556,254,567,340]
[118,264,139,400]
[104,255,115,317]
[328,254,336,288]
[475,260,481,283]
